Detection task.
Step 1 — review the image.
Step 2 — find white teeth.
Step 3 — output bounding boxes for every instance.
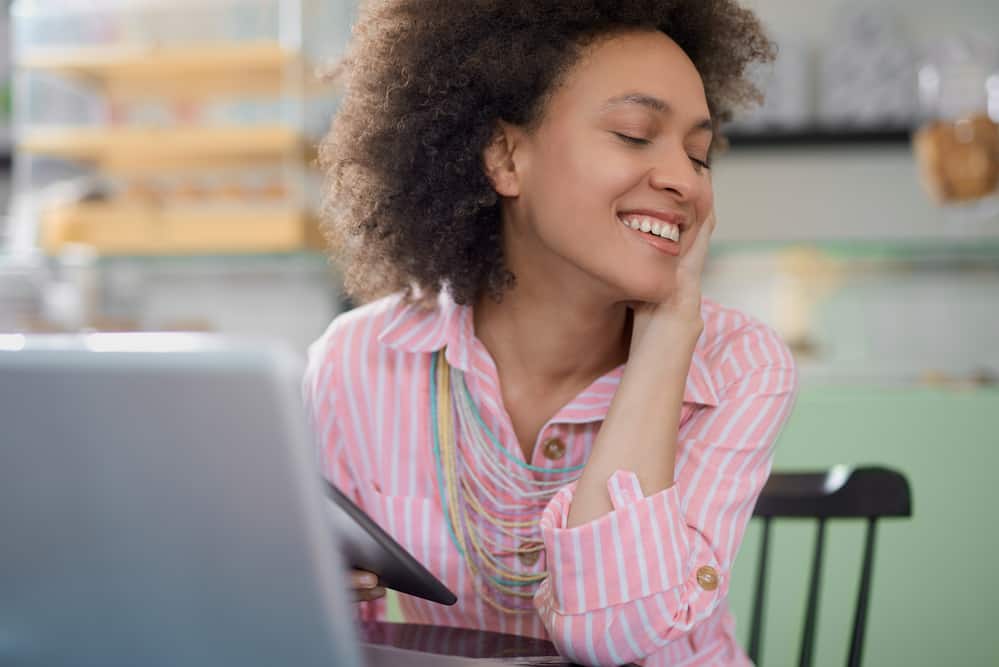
[619,214,681,242]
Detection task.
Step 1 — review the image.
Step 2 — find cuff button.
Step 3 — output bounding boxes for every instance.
[696,566,719,591]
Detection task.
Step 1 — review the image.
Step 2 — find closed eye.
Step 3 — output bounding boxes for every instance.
[614,132,711,171]
[612,132,650,146]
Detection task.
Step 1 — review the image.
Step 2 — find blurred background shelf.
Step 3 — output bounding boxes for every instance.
[20,126,310,166]
[1,0,351,342]
[15,42,327,99]
[89,249,330,267]
[725,127,912,149]
[711,238,999,259]
[18,41,295,76]
[40,201,321,255]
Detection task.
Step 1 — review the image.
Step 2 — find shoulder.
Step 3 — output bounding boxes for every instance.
[303,292,408,401]
[698,297,797,396]
[699,297,792,364]
[309,293,406,358]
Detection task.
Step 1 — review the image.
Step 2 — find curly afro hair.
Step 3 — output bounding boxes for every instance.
[319,0,774,306]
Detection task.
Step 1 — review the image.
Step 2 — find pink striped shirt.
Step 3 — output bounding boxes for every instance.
[303,291,797,666]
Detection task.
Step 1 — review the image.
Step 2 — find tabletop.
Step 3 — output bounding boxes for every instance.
[359,620,593,666]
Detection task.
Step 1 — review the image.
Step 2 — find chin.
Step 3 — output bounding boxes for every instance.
[618,277,677,304]
[605,252,680,301]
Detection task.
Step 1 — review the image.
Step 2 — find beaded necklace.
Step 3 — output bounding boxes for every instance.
[430,349,584,614]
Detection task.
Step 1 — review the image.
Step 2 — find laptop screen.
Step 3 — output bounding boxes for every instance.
[0,334,361,667]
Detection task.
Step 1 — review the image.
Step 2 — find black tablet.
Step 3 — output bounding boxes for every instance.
[323,480,457,606]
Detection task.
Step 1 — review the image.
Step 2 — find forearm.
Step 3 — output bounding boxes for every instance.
[566,331,696,528]
[537,314,800,665]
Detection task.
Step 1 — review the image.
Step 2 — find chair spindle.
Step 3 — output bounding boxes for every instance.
[748,517,772,664]
[798,518,826,667]
[847,518,878,667]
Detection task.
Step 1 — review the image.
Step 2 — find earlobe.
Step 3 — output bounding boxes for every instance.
[482,123,521,198]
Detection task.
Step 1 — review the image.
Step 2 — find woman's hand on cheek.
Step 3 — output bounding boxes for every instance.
[628,209,717,361]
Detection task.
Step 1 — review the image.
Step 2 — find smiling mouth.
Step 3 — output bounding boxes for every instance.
[616,213,681,242]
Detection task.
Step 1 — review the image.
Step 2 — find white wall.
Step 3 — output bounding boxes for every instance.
[712,147,999,243]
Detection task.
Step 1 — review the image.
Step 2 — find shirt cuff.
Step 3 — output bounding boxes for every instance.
[540,471,698,614]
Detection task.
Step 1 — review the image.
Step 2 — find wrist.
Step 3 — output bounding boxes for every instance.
[619,347,694,404]
[629,319,702,364]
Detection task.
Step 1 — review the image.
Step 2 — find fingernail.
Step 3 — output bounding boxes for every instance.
[360,574,377,588]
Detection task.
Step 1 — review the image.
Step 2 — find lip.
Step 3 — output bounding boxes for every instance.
[630,228,681,256]
[617,208,690,231]
[617,214,682,257]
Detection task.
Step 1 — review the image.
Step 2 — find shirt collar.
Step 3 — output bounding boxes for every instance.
[377,290,720,409]
[377,289,477,373]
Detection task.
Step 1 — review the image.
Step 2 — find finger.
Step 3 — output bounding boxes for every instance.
[354,587,387,602]
[351,570,378,589]
[692,210,716,255]
[682,209,716,276]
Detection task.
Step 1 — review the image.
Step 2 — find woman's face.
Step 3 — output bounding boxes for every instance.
[502,29,715,304]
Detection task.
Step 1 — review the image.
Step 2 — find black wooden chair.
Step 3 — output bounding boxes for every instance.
[747,466,912,667]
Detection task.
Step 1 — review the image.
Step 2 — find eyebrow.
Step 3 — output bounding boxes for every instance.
[601,93,714,134]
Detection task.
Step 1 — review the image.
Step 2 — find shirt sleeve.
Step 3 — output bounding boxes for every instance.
[302,337,387,623]
[533,359,797,666]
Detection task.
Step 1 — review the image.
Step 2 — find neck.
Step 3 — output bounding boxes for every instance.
[472,203,636,391]
[473,274,630,391]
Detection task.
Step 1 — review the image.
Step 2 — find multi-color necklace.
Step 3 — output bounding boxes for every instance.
[430,349,584,614]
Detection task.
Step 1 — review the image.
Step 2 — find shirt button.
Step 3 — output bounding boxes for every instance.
[542,437,566,461]
[696,566,719,591]
[517,541,543,567]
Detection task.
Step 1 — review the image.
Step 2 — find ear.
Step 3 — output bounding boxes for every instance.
[482,122,522,198]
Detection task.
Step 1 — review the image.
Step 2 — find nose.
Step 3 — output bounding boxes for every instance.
[647,146,701,200]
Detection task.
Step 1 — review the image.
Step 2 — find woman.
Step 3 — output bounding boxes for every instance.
[305,2,797,665]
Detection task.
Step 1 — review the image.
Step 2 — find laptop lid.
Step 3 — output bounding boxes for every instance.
[0,333,361,667]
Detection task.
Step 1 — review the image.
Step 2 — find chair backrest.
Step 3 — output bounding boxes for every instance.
[748,466,912,667]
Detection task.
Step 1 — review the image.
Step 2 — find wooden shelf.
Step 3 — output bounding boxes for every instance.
[725,127,913,149]
[16,42,327,99]
[15,43,328,261]
[20,125,311,169]
[41,201,323,255]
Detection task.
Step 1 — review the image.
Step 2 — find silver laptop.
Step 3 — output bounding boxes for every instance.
[0,333,520,667]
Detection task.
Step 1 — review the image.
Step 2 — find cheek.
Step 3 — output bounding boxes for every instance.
[538,133,635,207]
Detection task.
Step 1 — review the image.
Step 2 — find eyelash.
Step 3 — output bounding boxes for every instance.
[614,132,651,146]
[612,132,711,171]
